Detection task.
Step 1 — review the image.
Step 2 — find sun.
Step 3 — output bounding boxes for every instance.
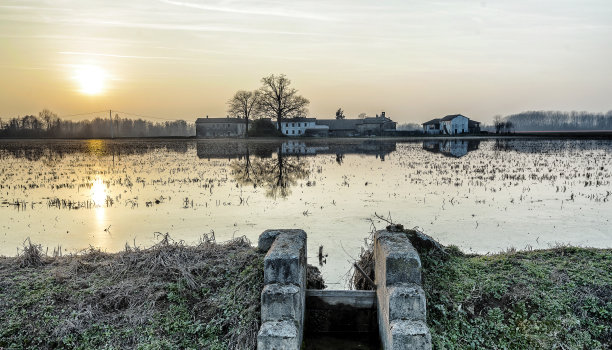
[73,65,107,95]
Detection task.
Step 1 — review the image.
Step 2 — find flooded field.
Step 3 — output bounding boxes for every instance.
[1,138,611,286]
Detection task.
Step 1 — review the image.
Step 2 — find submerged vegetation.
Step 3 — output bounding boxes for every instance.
[0,235,264,349]
[354,226,612,349]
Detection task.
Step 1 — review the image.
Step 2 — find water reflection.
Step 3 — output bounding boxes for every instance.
[196,139,397,160]
[90,177,107,207]
[199,140,397,198]
[422,139,480,158]
[229,145,309,198]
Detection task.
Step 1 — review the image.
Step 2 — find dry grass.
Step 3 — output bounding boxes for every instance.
[0,234,264,349]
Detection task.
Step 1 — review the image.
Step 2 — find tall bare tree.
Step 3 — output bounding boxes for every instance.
[258,74,309,130]
[227,90,260,134]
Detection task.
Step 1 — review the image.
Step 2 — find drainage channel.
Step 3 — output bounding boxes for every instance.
[256,228,431,350]
[303,289,380,349]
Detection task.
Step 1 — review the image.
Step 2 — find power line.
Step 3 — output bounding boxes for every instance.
[58,110,109,119]
[57,109,192,122]
[113,110,183,122]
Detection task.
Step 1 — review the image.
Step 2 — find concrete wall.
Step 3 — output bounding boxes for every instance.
[257,229,307,350]
[374,230,432,350]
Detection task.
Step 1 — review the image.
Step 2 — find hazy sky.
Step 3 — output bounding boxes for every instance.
[1,0,611,123]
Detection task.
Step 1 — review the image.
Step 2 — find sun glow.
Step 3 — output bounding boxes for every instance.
[73,65,107,95]
[91,177,108,207]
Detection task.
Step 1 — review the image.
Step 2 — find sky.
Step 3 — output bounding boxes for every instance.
[1,0,611,124]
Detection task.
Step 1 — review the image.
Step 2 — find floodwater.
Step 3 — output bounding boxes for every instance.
[1,138,611,286]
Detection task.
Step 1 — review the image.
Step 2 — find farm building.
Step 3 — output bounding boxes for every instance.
[280,117,329,137]
[316,112,397,137]
[196,117,247,138]
[422,114,480,135]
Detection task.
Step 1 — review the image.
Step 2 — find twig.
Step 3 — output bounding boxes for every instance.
[353,263,376,289]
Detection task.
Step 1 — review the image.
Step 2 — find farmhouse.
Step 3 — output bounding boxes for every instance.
[196,116,246,138]
[280,117,329,137]
[422,114,480,135]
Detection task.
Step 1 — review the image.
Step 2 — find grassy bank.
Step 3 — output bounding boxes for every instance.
[421,245,611,349]
[354,228,611,349]
[0,235,264,350]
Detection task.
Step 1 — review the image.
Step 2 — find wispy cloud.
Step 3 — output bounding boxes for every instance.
[58,51,187,60]
[158,0,334,21]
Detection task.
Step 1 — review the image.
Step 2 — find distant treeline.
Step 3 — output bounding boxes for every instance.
[0,110,195,138]
[499,111,612,132]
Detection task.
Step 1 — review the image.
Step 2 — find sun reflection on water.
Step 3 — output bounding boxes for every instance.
[91,177,107,207]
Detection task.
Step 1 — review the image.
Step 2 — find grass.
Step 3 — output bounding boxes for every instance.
[353,226,612,349]
[0,234,264,350]
[421,244,612,349]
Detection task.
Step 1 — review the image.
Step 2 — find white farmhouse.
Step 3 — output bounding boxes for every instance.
[281,117,329,137]
[422,114,476,135]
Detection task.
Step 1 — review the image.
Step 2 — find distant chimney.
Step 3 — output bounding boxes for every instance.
[206,115,209,119]
[381,111,386,118]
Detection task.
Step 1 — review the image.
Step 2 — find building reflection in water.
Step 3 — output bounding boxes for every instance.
[197,140,397,198]
[422,139,480,158]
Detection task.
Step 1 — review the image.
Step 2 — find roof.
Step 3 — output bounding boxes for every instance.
[285,117,316,122]
[196,117,244,123]
[440,114,466,121]
[316,119,363,130]
[422,118,440,125]
[362,116,395,124]
[468,120,480,127]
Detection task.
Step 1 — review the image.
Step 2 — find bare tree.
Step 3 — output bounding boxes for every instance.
[257,74,309,130]
[335,108,345,119]
[227,90,260,134]
[493,115,504,134]
[39,109,57,132]
[357,112,367,119]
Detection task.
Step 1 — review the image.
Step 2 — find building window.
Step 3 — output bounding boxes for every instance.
[285,123,288,127]
[298,123,301,127]
[292,130,295,134]
[298,130,302,134]
[292,123,295,127]
[285,130,288,134]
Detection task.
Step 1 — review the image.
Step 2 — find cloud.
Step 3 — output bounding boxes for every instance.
[58,51,187,60]
[158,0,334,21]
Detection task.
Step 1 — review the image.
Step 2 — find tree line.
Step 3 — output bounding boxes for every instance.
[0,109,194,138]
[494,110,612,132]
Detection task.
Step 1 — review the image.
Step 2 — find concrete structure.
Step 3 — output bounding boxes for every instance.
[257,229,307,350]
[196,116,247,138]
[374,230,432,350]
[423,114,479,135]
[257,228,432,349]
[280,117,329,137]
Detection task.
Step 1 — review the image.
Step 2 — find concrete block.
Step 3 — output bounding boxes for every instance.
[263,230,306,286]
[388,284,426,322]
[258,229,305,252]
[258,229,307,350]
[257,320,300,350]
[261,284,301,324]
[374,230,431,350]
[389,320,432,350]
[375,230,421,286]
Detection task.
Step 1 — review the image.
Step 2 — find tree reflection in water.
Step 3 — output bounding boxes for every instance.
[230,146,309,198]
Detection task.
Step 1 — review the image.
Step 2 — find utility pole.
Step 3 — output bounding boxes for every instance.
[109,109,114,138]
